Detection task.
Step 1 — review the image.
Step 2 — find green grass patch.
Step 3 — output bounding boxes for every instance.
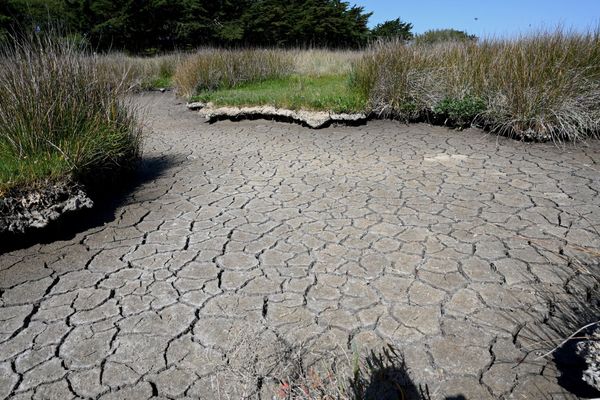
[147,75,172,89]
[0,151,70,194]
[191,74,368,113]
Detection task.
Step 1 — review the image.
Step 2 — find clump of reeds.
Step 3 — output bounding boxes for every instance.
[0,33,142,193]
[352,29,600,140]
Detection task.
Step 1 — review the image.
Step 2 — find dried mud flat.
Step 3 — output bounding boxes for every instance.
[0,92,599,399]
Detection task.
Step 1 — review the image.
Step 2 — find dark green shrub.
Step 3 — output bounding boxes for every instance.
[415,29,477,45]
[433,96,486,127]
[371,19,413,41]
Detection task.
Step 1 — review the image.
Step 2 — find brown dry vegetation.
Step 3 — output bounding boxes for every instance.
[353,29,600,140]
[2,28,599,194]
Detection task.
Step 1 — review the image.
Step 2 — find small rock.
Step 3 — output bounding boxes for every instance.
[186,101,206,110]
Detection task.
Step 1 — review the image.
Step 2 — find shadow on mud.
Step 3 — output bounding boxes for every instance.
[348,346,431,400]
[279,345,476,399]
[0,155,180,253]
[548,267,600,399]
[514,245,600,399]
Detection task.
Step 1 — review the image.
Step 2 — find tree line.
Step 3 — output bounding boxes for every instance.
[1,1,475,53]
[1,0,374,52]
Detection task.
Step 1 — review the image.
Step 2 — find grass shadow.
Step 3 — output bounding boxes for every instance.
[276,344,434,400]
[505,239,600,398]
[529,240,600,397]
[0,154,180,253]
[349,345,430,400]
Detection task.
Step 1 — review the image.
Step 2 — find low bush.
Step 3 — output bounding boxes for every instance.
[432,95,486,127]
[0,34,142,194]
[292,49,363,77]
[415,28,477,45]
[352,29,600,140]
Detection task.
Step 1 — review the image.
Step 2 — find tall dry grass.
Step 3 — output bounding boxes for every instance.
[0,34,142,192]
[173,48,363,98]
[96,52,183,90]
[99,29,600,142]
[174,49,295,98]
[353,29,600,140]
[292,49,363,76]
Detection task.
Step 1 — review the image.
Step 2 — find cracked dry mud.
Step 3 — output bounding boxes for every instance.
[1,92,599,400]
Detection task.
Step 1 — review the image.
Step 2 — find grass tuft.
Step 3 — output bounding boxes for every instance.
[0,33,142,193]
[352,29,600,140]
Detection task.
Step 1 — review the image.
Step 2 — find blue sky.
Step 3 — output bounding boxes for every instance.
[351,1,600,37]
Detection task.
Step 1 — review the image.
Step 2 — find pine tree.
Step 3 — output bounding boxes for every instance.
[371,18,413,41]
